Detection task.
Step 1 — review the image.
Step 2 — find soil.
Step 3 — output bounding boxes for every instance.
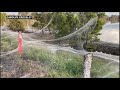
[1,30,51,78]
[1,55,48,78]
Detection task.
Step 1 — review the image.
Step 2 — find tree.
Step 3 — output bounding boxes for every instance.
[0,12,6,26]
[51,12,82,38]
[32,12,54,34]
[18,12,33,29]
[8,19,25,31]
[90,13,106,42]
[68,12,106,50]
[84,12,106,51]
[76,12,105,43]
[32,12,106,51]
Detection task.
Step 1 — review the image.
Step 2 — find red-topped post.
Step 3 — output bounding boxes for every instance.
[18,31,23,55]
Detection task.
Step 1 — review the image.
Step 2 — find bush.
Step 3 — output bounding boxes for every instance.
[84,42,97,52]
[8,19,25,32]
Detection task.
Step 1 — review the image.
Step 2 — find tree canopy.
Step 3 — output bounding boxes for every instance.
[0,12,6,26]
[8,19,25,31]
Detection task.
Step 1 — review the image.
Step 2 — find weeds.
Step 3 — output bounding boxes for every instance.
[1,33,118,78]
[22,47,118,78]
[1,33,18,52]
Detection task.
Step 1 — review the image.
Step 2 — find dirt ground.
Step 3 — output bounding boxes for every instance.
[1,30,52,78]
[1,55,48,78]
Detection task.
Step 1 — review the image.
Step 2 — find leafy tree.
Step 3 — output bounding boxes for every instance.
[90,13,106,42]
[33,12,48,28]
[68,12,106,50]
[51,12,82,38]
[84,12,106,51]
[31,12,53,34]
[8,19,25,31]
[18,12,33,29]
[0,12,6,26]
[32,12,106,51]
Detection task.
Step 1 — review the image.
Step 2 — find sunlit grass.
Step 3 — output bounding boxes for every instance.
[22,47,119,78]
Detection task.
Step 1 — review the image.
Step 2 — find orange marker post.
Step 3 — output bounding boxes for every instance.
[18,31,23,55]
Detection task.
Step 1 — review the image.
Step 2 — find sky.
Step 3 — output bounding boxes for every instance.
[105,12,119,16]
[4,12,18,15]
[3,12,119,16]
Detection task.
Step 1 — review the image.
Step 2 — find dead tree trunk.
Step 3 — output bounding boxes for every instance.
[83,53,93,78]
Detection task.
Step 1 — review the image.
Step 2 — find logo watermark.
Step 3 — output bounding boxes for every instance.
[6,15,32,19]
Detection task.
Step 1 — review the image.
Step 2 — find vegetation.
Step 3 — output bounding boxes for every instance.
[90,13,106,41]
[1,33,17,52]
[32,12,106,51]
[0,12,6,26]
[32,12,54,34]
[91,57,119,78]
[22,46,118,78]
[18,12,33,28]
[1,12,118,78]
[51,12,82,38]
[84,13,106,51]
[8,19,25,31]
[85,41,119,55]
[32,12,82,37]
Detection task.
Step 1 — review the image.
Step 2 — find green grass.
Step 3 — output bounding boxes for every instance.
[23,47,84,78]
[1,33,18,52]
[1,33,118,78]
[106,72,119,78]
[91,57,119,78]
[49,50,84,78]
[22,47,119,78]
[22,47,51,64]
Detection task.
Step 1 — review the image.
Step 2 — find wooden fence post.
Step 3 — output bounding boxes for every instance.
[83,53,93,78]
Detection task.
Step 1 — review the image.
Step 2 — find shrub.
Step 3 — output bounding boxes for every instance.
[8,19,25,32]
[85,42,97,52]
